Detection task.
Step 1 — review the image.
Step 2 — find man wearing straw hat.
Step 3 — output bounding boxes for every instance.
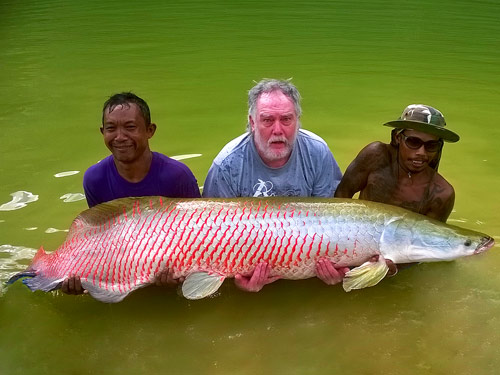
[335,104,460,223]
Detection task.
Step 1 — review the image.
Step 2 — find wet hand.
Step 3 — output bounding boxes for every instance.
[315,259,350,285]
[234,262,280,292]
[155,268,184,287]
[61,274,87,295]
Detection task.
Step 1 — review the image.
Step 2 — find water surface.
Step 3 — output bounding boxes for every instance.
[1,1,499,374]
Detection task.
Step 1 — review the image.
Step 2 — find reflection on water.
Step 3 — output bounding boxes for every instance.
[170,153,202,161]
[44,227,69,234]
[0,244,37,285]
[0,0,499,374]
[0,191,38,211]
[59,193,85,202]
[54,170,80,178]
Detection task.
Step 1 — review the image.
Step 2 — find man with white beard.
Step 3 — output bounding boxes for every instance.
[203,79,345,291]
[203,79,342,198]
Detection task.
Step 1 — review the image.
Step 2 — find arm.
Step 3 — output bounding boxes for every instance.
[83,171,101,208]
[312,149,343,197]
[425,182,455,223]
[177,170,201,198]
[334,142,385,198]
[202,163,237,198]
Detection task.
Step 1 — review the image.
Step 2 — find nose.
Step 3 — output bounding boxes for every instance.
[114,127,127,141]
[414,144,427,155]
[271,120,284,135]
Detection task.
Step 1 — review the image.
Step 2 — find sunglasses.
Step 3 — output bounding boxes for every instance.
[400,133,443,152]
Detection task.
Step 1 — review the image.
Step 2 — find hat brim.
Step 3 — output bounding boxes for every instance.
[384,120,460,142]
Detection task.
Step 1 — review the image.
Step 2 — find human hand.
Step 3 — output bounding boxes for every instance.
[155,268,185,287]
[234,262,280,292]
[61,274,87,295]
[315,259,350,285]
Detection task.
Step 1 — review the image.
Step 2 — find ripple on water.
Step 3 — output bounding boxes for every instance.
[0,244,38,291]
[0,191,38,211]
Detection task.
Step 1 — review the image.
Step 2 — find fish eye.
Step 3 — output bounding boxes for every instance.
[464,239,472,246]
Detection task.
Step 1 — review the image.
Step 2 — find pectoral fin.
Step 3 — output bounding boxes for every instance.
[343,255,390,292]
[182,272,225,300]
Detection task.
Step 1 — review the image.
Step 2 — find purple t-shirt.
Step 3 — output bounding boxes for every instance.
[83,152,201,207]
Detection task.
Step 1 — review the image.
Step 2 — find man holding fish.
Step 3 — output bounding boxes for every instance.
[335,104,459,223]
[203,78,349,291]
[62,92,200,295]
[62,87,462,296]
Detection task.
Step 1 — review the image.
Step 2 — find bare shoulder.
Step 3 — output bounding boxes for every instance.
[426,172,455,222]
[335,141,393,198]
[431,173,455,199]
[352,141,393,171]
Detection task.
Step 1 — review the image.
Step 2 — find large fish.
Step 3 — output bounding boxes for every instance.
[8,197,495,302]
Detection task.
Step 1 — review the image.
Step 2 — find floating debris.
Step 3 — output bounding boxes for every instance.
[60,193,86,203]
[170,153,202,161]
[23,227,38,231]
[0,191,39,211]
[54,171,80,178]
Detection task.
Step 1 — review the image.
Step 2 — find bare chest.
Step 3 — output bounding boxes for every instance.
[360,169,433,214]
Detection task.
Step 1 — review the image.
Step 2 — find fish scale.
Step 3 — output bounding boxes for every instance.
[7,196,494,302]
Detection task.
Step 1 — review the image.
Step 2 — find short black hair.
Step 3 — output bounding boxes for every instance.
[102,92,151,125]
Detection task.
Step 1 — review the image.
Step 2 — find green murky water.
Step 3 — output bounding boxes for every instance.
[1,1,499,374]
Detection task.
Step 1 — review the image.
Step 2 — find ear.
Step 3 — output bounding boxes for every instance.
[100,127,104,135]
[147,123,157,138]
[249,115,256,132]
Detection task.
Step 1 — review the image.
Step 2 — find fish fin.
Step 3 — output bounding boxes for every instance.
[6,247,64,292]
[22,275,64,292]
[343,255,389,292]
[181,272,225,300]
[81,281,139,303]
[6,271,37,286]
[31,246,47,265]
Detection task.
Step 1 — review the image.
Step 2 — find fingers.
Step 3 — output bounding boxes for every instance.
[155,268,182,287]
[315,259,348,285]
[385,259,398,277]
[235,262,280,292]
[61,275,86,295]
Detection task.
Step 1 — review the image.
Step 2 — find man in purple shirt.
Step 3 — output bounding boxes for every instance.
[62,92,200,295]
[83,92,200,207]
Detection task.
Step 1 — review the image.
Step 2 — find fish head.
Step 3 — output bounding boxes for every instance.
[380,217,495,263]
[406,219,495,262]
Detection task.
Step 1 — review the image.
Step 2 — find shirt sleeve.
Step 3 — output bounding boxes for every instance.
[83,169,101,208]
[202,163,237,198]
[311,148,343,198]
[179,171,201,198]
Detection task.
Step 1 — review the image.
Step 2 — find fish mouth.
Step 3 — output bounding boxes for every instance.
[474,236,495,254]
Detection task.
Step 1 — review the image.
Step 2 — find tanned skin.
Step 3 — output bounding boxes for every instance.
[335,130,455,223]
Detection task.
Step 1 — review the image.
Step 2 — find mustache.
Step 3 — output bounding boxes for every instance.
[267,136,289,146]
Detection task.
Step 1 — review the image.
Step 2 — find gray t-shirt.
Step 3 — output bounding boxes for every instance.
[202,129,342,198]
